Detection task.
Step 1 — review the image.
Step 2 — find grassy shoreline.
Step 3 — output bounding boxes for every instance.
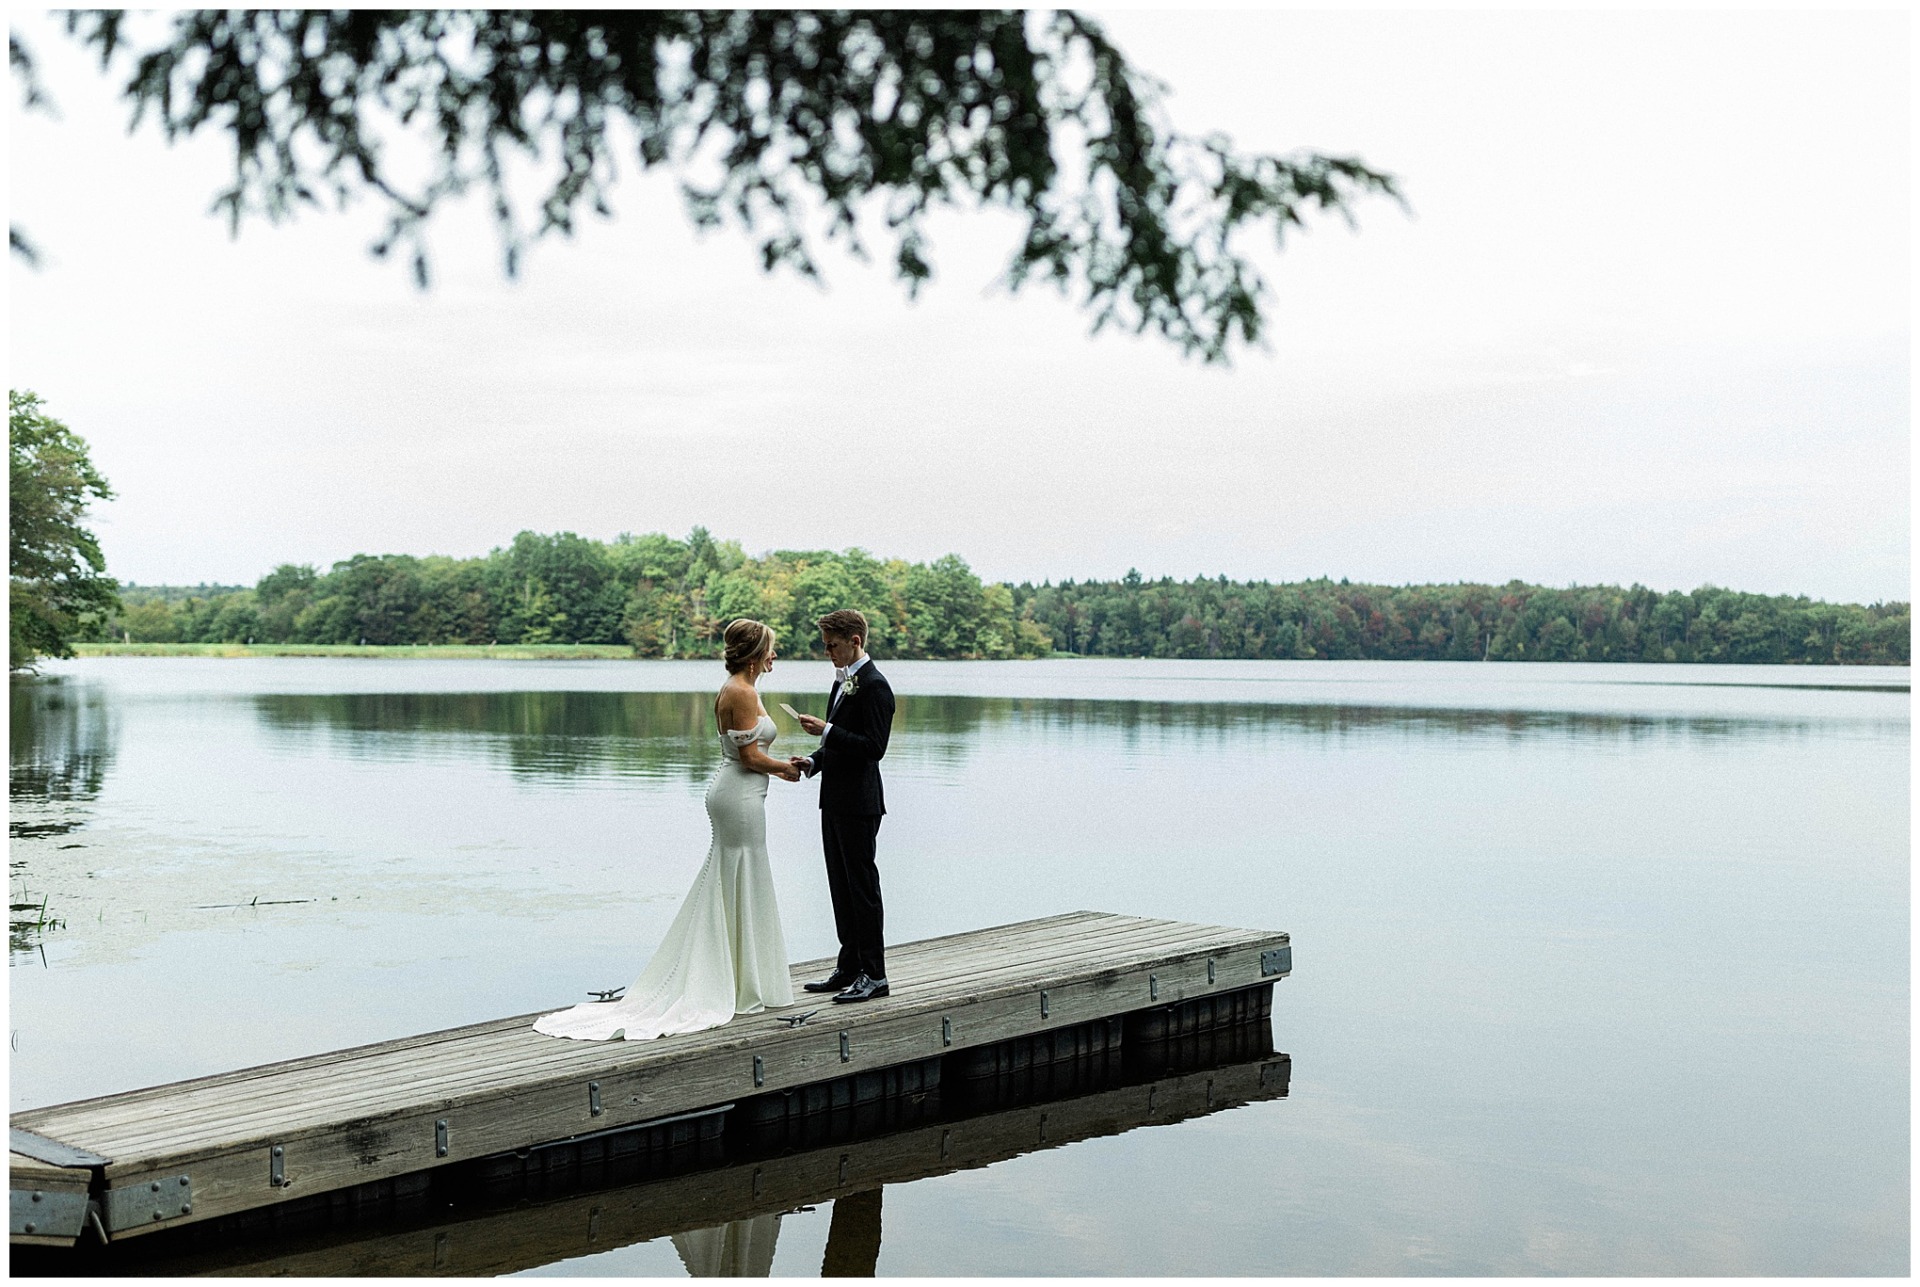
[70,642,642,660]
[60,643,1910,667]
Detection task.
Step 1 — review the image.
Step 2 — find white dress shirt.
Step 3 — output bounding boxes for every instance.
[823,653,869,735]
[801,653,870,774]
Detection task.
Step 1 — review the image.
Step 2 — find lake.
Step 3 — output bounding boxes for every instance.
[8,657,1909,1275]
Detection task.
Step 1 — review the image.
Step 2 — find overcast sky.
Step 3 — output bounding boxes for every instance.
[7,9,1910,602]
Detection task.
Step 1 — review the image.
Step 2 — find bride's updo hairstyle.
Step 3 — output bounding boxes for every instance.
[723,619,776,674]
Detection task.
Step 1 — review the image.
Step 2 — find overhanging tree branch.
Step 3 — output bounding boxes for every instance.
[50,9,1404,362]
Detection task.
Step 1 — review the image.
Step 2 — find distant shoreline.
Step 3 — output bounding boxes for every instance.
[85,531,1907,667]
[70,642,639,660]
[61,643,1911,667]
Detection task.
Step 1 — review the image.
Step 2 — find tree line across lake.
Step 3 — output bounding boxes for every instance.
[99,528,1908,665]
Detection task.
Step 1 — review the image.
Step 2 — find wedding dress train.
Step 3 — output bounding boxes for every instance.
[534,714,794,1041]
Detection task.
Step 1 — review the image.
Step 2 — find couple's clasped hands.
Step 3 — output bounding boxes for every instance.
[771,712,826,782]
[783,710,829,779]
[761,713,823,780]
[744,742,806,782]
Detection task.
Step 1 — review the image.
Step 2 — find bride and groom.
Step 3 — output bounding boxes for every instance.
[533,609,895,1042]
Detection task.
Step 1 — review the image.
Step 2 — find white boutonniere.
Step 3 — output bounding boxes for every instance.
[839,673,860,700]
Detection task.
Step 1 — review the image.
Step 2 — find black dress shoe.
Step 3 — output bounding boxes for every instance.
[832,974,890,1003]
[804,970,859,994]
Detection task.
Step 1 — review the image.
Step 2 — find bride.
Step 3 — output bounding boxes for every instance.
[535,619,800,1042]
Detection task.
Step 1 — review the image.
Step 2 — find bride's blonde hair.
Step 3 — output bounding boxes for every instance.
[722,619,776,674]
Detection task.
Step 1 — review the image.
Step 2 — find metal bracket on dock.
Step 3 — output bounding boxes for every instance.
[941,1017,952,1047]
[269,1144,285,1187]
[839,1032,851,1063]
[435,1119,449,1158]
[1150,974,1159,1001]
[752,1056,765,1087]
[101,1175,191,1232]
[10,1187,90,1240]
[1039,991,1049,1019]
[9,1126,109,1169]
[588,1082,603,1117]
[1261,946,1292,977]
[1207,958,1217,984]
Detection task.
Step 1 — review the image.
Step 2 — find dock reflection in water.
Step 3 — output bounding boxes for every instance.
[56,1018,1285,1276]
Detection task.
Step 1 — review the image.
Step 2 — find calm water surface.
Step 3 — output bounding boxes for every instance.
[8,658,1909,1274]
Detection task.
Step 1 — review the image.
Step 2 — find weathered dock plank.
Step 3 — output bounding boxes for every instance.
[45,912,1192,1142]
[11,911,1290,1243]
[33,918,1235,1155]
[26,911,1122,1140]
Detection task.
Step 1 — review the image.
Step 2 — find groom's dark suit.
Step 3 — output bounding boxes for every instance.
[808,659,895,982]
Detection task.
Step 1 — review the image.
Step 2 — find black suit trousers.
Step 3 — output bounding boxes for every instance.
[822,811,885,980]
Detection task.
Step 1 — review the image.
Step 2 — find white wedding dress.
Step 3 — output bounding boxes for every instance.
[534,714,795,1041]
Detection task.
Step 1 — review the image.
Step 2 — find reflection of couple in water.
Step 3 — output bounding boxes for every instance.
[674,1187,882,1277]
[536,609,897,1042]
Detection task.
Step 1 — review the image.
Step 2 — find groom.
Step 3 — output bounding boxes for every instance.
[791,609,895,1003]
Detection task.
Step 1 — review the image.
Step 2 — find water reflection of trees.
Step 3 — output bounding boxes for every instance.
[248,689,1813,785]
[253,690,740,786]
[900,695,1818,772]
[910,694,1795,742]
[10,679,117,834]
[9,679,115,959]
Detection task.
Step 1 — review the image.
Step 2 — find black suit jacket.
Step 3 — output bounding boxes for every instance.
[811,660,894,815]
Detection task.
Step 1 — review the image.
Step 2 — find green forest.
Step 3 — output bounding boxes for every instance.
[93,528,1909,665]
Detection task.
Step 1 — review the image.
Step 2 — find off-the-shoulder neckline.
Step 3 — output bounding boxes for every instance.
[718,711,774,737]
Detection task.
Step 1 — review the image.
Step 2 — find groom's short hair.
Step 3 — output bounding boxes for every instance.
[816,609,868,643]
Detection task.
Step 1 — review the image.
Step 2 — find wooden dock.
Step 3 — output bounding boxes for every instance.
[10,911,1291,1248]
[159,1050,1290,1276]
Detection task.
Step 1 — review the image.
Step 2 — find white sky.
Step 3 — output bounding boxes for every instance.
[6,9,1911,602]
